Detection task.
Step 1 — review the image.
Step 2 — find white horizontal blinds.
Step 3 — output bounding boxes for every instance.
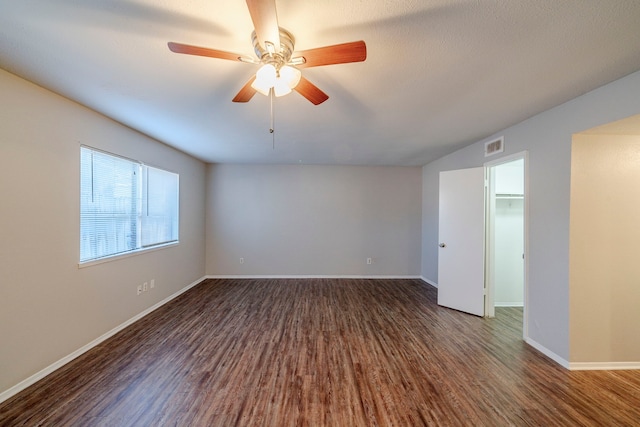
[80,147,140,262]
[141,166,179,247]
[80,147,180,263]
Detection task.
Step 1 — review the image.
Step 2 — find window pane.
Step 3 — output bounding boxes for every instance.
[80,147,140,262]
[141,166,179,247]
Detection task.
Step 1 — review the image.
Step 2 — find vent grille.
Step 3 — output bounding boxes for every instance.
[484,137,504,157]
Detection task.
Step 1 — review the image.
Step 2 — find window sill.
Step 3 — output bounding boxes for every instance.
[78,241,179,269]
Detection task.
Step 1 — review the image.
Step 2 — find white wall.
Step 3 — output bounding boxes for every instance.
[0,69,207,396]
[569,133,640,364]
[421,69,640,363]
[206,164,422,276]
[494,198,524,306]
[495,161,524,195]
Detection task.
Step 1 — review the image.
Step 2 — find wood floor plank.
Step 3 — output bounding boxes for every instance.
[1,278,639,426]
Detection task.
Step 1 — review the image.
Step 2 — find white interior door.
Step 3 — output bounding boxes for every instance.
[437,167,485,316]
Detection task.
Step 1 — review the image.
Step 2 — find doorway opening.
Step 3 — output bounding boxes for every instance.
[485,153,527,338]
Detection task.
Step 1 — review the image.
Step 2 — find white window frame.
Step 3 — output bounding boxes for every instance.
[79,146,179,267]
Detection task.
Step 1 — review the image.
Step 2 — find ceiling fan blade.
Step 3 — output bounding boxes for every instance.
[292,41,367,69]
[232,75,258,103]
[246,0,281,52]
[168,42,250,62]
[294,76,329,105]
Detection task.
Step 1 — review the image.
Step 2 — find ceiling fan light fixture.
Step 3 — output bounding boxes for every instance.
[279,65,301,89]
[252,63,301,97]
[252,63,277,96]
[273,79,292,97]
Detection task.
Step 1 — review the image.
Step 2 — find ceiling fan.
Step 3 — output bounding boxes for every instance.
[168,0,367,105]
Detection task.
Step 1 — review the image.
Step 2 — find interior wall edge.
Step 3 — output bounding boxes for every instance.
[420,276,438,288]
[525,337,570,369]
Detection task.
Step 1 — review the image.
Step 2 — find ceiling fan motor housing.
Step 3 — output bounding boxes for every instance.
[252,27,296,70]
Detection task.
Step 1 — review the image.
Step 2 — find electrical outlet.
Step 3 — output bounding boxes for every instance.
[367,257,372,265]
[150,279,155,289]
[137,285,142,295]
[239,257,244,264]
[143,282,148,292]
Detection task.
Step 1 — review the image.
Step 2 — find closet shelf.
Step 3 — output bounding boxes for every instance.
[496,193,524,199]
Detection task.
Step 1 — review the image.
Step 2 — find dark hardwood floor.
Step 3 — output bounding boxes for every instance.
[1,278,639,426]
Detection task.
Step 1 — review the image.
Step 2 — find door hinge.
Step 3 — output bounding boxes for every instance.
[483,287,487,295]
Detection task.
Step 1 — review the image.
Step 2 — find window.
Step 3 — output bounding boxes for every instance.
[80,147,179,263]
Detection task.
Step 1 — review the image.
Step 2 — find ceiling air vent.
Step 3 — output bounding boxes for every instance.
[484,137,504,157]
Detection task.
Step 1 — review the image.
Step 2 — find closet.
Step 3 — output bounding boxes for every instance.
[493,159,524,307]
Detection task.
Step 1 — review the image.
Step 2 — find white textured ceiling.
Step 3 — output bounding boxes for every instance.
[2,0,640,165]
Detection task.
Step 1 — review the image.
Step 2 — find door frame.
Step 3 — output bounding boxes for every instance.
[484,151,529,339]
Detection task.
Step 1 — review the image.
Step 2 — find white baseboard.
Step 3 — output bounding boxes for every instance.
[524,338,640,370]
[568,361,640,371]
[0,276,206,405]
[206,275,422,279]
[525,337,570,369]
[420,276,438,288]
[495,302,524,307]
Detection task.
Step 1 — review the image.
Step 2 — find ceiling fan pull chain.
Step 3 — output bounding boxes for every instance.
[270,89,275,149]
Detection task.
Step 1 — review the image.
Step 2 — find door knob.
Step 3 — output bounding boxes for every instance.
[439,243,446,248]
